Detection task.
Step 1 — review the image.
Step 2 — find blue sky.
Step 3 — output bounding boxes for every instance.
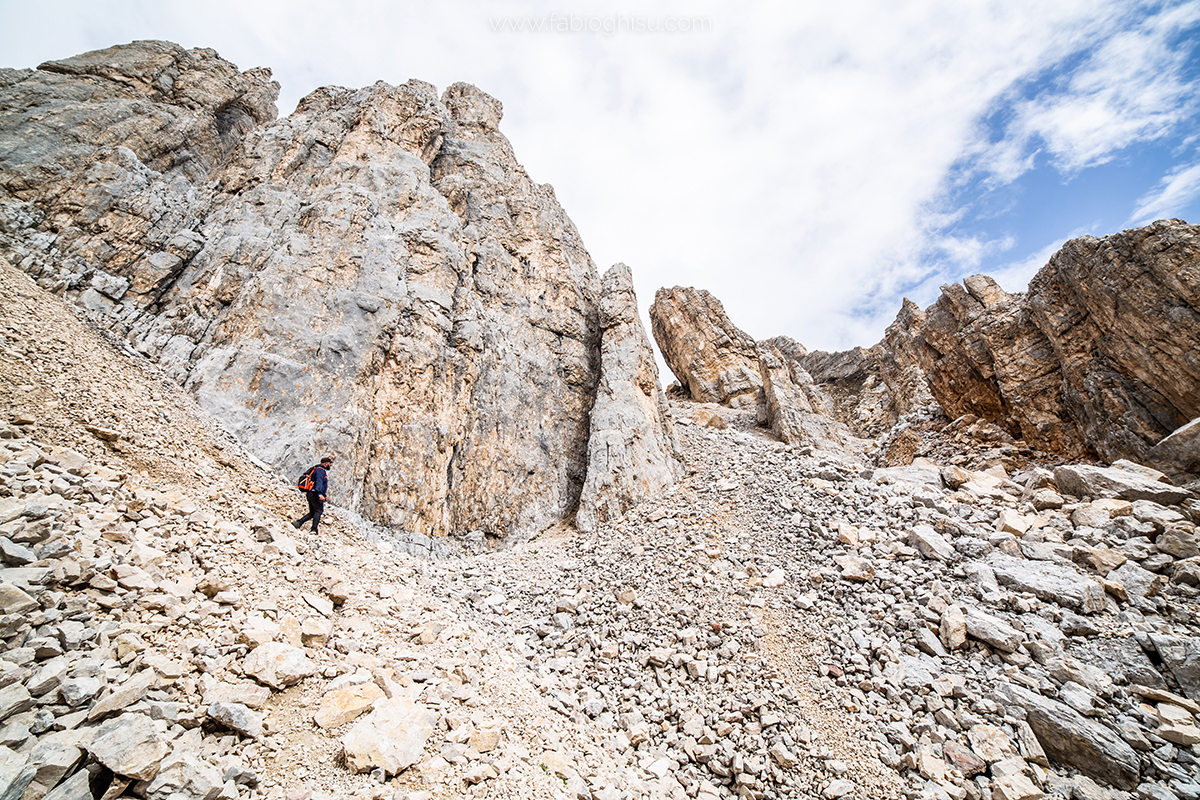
[2,0,1199,354]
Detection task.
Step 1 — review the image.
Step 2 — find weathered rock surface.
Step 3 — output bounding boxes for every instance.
[800,346,897,438]
[831,222,1200,469]
[0,41,673,539]
[1054,463,1192,505]
[341,697,436,776]
[1150,417,1200,479]
[996,683,1140,790]
[756,342,849,451]
[576,264,683,532]
[649,286,763,408]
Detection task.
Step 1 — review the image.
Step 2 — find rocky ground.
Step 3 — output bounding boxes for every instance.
[4,258,1200,800]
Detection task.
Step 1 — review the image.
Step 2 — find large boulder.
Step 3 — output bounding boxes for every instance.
[341,697,437,776]
[1150,417,1200,479]
[1054,463,1191,505]
[649,286,763,408]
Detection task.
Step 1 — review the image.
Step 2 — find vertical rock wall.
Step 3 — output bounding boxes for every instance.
[0,41,679,538]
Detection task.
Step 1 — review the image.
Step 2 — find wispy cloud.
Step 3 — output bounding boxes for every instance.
[1131,160,1200,223]
[970,2,1200,183]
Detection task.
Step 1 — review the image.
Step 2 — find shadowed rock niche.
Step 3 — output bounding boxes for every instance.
[0,41,680,539]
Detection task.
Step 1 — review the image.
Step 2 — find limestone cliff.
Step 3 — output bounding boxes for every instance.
[0,41,676,537]
[652,221,1200,475]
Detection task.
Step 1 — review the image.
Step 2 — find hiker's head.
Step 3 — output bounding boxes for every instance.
[321,457,334,468]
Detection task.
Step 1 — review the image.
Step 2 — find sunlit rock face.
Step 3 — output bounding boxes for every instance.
[863,220,1200,466]
[0,41,681,537]
[649,286,763,408]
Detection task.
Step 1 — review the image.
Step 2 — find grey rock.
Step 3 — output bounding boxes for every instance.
[1055,464,1191,505]
[39,769,91,800]
[576,265,684,531]
[1149,635,1200,702]
[58,677,102,707]
[207,702,263,739]
[996,682,1140,790]
[0,539,33,566]
[1110,561,1168,612]
[1158,526,1200,559]
[86,713,169,780]
[0,747,35,800]
[963,606,1023,652]
[1150,417,1200,479]
[0,685,32,723]
[909,525,955,562]
[0,584,36,615]
[25,657,68,696]
[1060,612,1101,637]
[987,553,1106,613]
[27,740,82,795]
[142,751,223,800]
[756,343,849,451]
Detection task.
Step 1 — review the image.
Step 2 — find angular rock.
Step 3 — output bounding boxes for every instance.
[909,525,955,562]
[207,702,263,739]
[0,584,36,616]
[649,287,763,408]
[1150,416,1200,479]
[242,642,315,689]
[987,553,1106,613]
[1149,635,1200,702]
[142,752,223,800]
[39,769,90,800]
[87,668,156,721]
[0,685,32,723]
[1054,464,1191,505]
[756,343,848,451]
[996,682,1139,790]
[963,606,1023,652]
[87,713,169,781]
[314,683,384,729]
[341,697,436,776]
[0,747,35,800]
[576,265,684,531]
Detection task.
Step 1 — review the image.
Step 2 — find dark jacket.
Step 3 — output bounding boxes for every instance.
[307,465,329,496]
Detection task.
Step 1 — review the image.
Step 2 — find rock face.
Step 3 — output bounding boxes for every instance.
[0,41,679,537]
[576,265,684,532]
[756,342,848,451]
[800,346,896,438]
[846,222,1200,469]
[649,286,763,408]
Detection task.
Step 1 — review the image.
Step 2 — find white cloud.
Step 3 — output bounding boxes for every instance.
[1131,160,1200,224]
[970,2,1200,181]
[2,0,1198,356]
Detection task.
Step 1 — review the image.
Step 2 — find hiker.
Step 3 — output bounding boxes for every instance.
[294,456,333,535]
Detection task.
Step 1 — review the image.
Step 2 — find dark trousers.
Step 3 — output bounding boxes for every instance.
[296,491,324,533]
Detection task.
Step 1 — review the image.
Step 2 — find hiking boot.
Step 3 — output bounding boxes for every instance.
[292,520,303,529]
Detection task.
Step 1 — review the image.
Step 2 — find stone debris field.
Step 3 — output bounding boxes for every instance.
[3,247,1200,800]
